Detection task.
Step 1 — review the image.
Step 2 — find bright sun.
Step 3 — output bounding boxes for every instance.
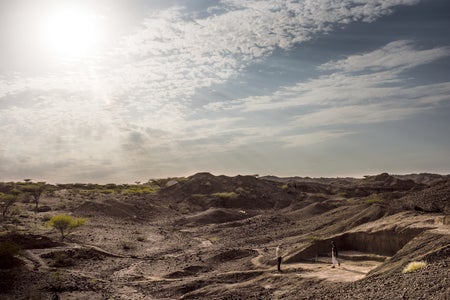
[42,6,101,58]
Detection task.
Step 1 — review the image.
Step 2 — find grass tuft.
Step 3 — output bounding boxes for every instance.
[403,261,427,273]
[211,192,238,199]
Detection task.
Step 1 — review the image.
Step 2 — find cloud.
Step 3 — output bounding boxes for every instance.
[280,130,354,148]
[205,40,450,112]
[293,104,427,128]
[320,40,450,73]
[109,0,422,104]
[199,40,450,151]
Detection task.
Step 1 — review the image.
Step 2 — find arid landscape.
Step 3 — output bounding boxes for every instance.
[0,172,449,299]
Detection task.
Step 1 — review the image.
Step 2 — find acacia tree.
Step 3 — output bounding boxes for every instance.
[48,214,87,240]
[0,193,16,217]
[22,182,47,211]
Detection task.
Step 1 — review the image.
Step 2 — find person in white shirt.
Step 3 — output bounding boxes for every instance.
[331,241,340,268]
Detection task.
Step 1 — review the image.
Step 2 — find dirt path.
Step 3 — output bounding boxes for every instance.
[249,249,383,282]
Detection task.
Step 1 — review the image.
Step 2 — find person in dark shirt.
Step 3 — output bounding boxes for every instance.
[276,244,283,272]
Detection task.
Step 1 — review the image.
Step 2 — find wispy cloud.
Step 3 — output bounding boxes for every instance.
[205,41,450,113]
[320,40,450,73]
[199,40,450,151]
[280,130,354,148]
[111,0,422,104]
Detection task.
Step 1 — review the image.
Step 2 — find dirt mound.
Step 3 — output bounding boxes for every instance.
[361,173,422,191]
[160,173,294,210]
[288,202,333,218]
[175,208,252,226]
[394,173,450,185]
[73,199,139,219]
[336,173,424,198]
[286,181,332,194]
[390,179,450,213]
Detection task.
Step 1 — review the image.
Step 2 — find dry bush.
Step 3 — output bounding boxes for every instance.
[212,192,238,199]
[402,261,427,273]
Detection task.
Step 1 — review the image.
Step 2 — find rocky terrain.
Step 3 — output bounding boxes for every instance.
[0,172,449,299]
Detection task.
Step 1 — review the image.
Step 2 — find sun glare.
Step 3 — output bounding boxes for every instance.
[42,6,101,58]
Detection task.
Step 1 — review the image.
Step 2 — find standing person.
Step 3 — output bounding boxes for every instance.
[331,241,340,268]
[276,244,283,272]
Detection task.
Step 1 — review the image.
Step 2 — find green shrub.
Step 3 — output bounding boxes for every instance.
[403,261,427,273]
[48,214,87,239]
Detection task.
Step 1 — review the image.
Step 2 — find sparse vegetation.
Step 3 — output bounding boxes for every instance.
[402,261,427,273]
[192,193,207,198]
[208,236,220,243]
[21,182,49,211]
[212,192,238,199]
[307,236,322,243]
[121,185,157,195]
[48,214,87,239]
[365,196,384,204]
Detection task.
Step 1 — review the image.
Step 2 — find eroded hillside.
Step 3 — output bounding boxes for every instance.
[0,173,449,299]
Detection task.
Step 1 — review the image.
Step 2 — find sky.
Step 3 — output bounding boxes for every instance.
[0,0,449,183]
